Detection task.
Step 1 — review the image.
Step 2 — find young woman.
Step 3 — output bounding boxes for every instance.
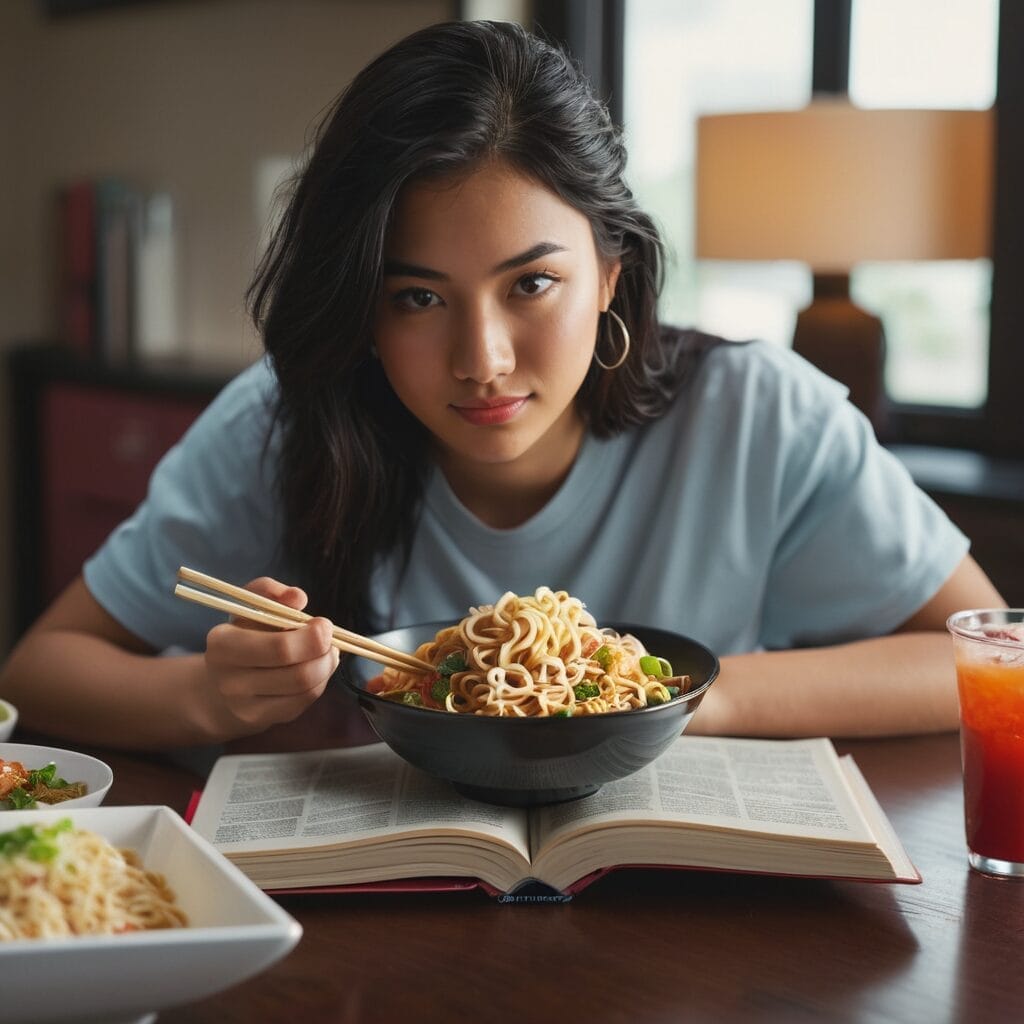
[0,21,1002,751]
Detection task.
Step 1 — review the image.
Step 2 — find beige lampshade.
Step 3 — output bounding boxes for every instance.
[695,101,994,272]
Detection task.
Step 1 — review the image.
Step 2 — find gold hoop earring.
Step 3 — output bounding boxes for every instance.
[594,309,630,371]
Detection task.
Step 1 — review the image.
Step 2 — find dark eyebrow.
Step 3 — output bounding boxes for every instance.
[382,241,568,281]
[381,259,446,281]
[492,241,568,274]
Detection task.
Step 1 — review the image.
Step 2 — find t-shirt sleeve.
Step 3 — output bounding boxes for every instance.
[758,367,969,650]
[82,358,287,653]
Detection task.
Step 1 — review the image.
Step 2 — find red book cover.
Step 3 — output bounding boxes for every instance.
[59,180,97,355]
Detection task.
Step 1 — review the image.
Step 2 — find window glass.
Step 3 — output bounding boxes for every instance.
[849,0,998,109]
[849,0,998,408]
[623,0,814,344]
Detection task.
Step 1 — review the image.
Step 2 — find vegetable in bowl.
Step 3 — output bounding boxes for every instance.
[0,743,113,811]
[343,619,719,806]
[0,759,88,809]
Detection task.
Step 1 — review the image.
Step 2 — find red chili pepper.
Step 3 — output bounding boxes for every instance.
[418,674,444,709]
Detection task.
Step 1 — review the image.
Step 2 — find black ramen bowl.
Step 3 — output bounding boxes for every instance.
[341,621,719,807]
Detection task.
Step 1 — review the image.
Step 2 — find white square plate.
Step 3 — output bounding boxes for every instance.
[0,805,302,1024]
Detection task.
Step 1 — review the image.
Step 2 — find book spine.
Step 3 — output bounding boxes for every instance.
[62,178,181,362]
[485,878,573,904]
[134,192,179,358]
[95,178,140,363]
[59,180,97,355]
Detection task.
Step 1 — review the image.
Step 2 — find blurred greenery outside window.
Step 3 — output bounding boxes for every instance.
[622,0,998,410]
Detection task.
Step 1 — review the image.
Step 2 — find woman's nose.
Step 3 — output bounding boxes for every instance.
[450,305,516,383]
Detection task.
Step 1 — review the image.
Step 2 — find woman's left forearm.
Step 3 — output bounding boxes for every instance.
[689,554,1003,738]
[689,631,960,738]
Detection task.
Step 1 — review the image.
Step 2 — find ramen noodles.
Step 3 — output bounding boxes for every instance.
[367,587,689,717]
[0,818,188,940]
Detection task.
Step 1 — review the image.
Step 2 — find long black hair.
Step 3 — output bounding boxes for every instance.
[247,20,709,630]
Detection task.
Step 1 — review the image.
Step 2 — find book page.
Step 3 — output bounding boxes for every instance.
[838,755,919,881]
[531,736,877,858]
[190,742,531,862]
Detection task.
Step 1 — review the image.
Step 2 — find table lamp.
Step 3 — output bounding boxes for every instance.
[695,101,993,433]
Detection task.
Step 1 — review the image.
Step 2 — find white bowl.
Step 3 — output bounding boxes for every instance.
[0,804,302,1023]
[0,698,17,741]
[0,742,113,810]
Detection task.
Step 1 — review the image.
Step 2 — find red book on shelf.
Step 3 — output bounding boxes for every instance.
[59,180,97,355]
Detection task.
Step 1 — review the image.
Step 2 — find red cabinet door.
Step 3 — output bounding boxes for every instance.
[41,382,209,602]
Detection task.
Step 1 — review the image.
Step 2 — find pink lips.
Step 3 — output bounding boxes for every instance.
[452,396,530,426]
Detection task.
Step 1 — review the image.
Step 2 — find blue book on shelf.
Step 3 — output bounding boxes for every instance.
[95,177,142,363]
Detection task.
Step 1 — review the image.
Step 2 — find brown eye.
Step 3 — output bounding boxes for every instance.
[514,273,557,297]
[394,287,441,310]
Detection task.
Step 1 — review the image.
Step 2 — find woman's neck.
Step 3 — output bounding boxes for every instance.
[436,415,586,530]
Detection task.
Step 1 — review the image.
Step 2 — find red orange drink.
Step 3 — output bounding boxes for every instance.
[947,610,1024,878]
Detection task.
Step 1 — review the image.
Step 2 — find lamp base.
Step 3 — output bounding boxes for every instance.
[792,273,888,435]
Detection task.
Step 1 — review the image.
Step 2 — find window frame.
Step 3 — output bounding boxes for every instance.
[535,0,1023,458]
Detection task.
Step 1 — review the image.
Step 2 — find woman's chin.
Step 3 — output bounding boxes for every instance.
[444,433,537,467]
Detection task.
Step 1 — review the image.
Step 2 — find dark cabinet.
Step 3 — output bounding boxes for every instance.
[7,345,229,639]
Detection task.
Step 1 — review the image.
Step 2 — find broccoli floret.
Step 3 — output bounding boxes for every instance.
[400,691,423,707]
[436,652,467,677]
[553,708,573,717]
[572,682,600,702]
[430,676,452,703]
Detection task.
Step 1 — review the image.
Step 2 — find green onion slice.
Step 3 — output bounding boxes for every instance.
[639,655,673,678]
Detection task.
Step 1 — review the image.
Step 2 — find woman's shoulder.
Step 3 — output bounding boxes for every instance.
[208,354,279,418]
[662,328,848,415]
[189,354,281,449]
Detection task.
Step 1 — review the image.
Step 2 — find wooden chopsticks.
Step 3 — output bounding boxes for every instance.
[173,566,432,674]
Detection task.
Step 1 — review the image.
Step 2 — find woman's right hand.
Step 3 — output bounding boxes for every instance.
[201,577,340,739]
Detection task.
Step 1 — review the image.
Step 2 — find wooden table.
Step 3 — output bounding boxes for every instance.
[73,733,1024,1023]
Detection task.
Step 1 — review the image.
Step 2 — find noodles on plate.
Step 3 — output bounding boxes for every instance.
[0,818,188,940]
[0,759,87,810]
[367,587,689,717]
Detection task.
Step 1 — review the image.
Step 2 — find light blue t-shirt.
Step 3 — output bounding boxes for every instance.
[84,339,968,659]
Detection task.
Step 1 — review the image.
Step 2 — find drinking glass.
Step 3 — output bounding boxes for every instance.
[947,609,1024,878]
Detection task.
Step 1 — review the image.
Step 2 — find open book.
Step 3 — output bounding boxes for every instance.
[189,736,919,900]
